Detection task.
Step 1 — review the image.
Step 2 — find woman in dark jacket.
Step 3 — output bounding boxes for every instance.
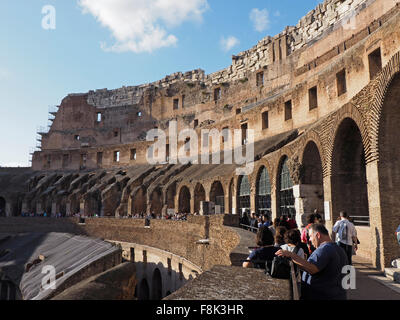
[243,226,279,269]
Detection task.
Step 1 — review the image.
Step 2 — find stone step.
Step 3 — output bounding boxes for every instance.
[384,268,400,283]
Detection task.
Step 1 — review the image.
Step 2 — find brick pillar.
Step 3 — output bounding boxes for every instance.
[323,175,333,232]
[366,160,385,270]
[271,188,277,221]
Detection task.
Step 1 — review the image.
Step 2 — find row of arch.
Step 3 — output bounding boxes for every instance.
[174,116,369,225]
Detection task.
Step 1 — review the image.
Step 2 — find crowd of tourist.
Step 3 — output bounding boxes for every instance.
[242,209,363,300]
[20,211,71,218]
[128,212,189,221]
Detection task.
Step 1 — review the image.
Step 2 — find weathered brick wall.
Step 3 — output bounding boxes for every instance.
[0,215,240,271]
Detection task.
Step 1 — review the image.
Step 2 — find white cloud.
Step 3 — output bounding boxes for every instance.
[78,0,209,53]
[220,36,240,52]
[250,8,270,32]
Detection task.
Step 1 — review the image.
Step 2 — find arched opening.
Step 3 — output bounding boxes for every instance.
[237,176,251,215]
[151,268,163,300]
[377,73,400,266]
[277,157,295,218]
[256,167,271,218]
[166,183,177,210]
[194,183,205,214]
[131,187,147,215]
[331,118,369,223]
[302,141,324,218]
[0,198,6,217]
[210,181,225,214]
[178,186,191,213]
[138,278,150,301]
[149,188,163,217]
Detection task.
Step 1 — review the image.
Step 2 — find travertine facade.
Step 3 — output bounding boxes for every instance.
[2,0,400,270]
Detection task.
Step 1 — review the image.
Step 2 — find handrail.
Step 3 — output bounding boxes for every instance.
[239,223,258,232]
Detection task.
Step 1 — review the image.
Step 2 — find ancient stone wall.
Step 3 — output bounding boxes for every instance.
[0,215,241,271]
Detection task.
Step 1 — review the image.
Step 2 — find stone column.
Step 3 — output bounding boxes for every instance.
[271,189,277,221]
[79,200,85,215]
[323,175,333,232]
[66,202,71,216]
[366,160,385,270]
[293,184,324,228]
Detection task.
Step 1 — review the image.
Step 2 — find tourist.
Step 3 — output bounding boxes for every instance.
[257,215,263,229]
[262,214,271,228]
[287,214,298,230]
[301,213,317,255]
[243,226,279,269]
[397,224,400,246]
[274,226,287,247]
[281,229,305,259]
[278,215,290,229]
[332,211,358,265]
[249,212,257,230]
[269,218,280,237]
[276,223,348,300]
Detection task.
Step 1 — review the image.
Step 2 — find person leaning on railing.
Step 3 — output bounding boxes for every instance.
[243,226,280,269]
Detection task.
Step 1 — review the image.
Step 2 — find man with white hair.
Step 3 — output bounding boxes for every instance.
[276,223,348,300]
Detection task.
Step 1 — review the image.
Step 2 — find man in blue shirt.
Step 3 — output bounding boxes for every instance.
[276,223,348,300]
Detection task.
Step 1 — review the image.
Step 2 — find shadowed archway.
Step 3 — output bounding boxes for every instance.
[331,118,369,223]
[194,183,206,214]
[178,186,191,213]
[210,181,225,214]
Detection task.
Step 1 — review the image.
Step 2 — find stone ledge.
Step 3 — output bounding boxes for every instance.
[385,268,400,283]
[164,265,291,300]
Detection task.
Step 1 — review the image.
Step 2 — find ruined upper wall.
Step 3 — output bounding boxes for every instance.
[83,0,373,108]
[86,69,205,108]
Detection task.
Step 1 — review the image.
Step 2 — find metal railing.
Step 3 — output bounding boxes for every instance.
[350,216,370,227]
[239,223,259,233]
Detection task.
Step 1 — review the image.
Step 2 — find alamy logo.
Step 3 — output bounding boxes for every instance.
[146,121,255,175]
[41,265,56,290]
[42,5,56,30]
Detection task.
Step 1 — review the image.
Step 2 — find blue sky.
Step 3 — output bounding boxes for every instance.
[0,0,320,167]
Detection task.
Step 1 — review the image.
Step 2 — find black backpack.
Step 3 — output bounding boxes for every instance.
[267,246,300,279]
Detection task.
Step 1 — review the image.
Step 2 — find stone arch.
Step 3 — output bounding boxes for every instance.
[255,166,272,217]
[324,104,370,177]
[331,118,369,223]
[300,141,325,224]
[237,175,251,215]
[149,187,163,216]
[210,181,225,213]
[365,51,400,163]
[131,186,147,215]
[0,197,6,217]
[138,278,150,301]
[194,183,206,214]
[165,182,177,210]
[178,186,191,213]
[276,155,295,218]
[376,72,400,267]
[151,268,163,300]
[300,130,328,177]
